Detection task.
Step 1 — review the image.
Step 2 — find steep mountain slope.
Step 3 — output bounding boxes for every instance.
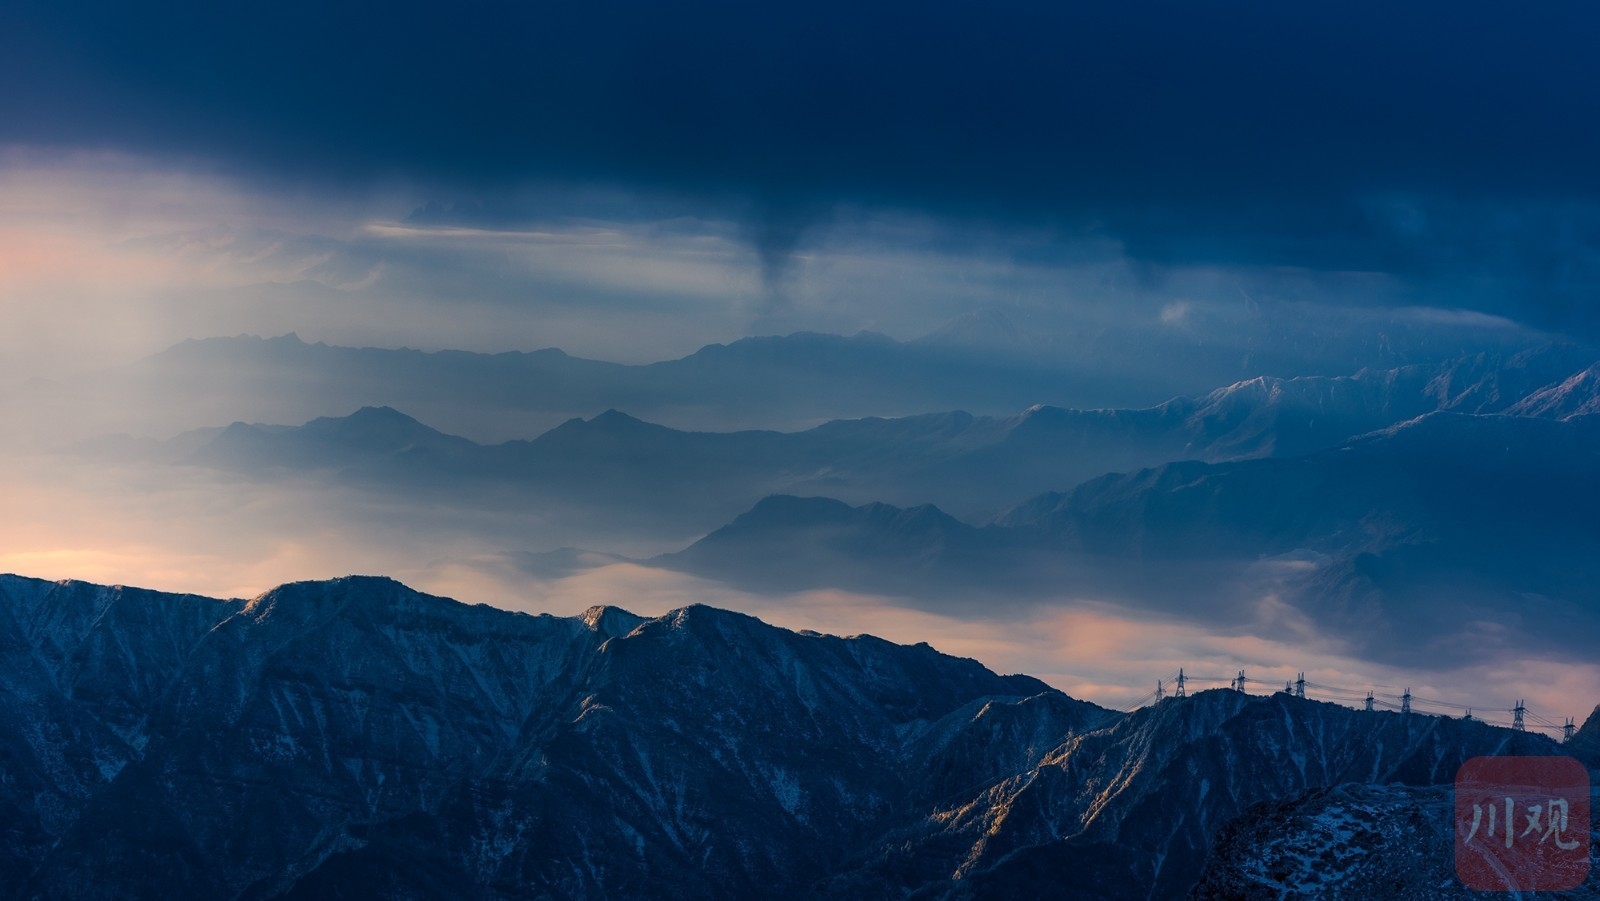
[1424,344,1600,414]
[1192,784,1481,900]
[839,690,1568,899]
[1507,361,1600,419]
[0,578,246,889]
[3,573,1581,899]
[0,574,1096,898]
[1194,774,1600,898]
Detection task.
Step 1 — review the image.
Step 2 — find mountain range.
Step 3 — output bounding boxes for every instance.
[1,573,1587,899]
[53,341,1600,668]
[22,330,1125,445]
[76,343,1600,530]
[14,328,1592,450]
[663,409,1600,665]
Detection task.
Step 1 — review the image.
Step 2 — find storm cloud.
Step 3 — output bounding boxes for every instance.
[5,1,1600,334]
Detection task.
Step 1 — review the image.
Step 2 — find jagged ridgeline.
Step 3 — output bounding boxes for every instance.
[0,575,1589,899]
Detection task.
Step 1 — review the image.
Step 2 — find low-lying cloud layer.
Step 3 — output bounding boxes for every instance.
[9,435,1592,731]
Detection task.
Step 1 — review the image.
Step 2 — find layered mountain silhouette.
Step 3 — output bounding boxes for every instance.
[85,344,1600,531]
[60,342,1600,667]
[19,330,1592,448]
[74,330,1120,441]
[0,574,1580,899]
[663,411,1600,663]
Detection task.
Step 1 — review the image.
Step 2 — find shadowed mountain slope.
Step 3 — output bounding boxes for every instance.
[1,573,1579,898]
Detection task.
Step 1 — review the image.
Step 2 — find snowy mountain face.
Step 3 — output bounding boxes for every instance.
[1194,778,1600,899]
[1423,344,1600,415]
[825,688,1568,899]
[0,574,1094,898]
[1,574,1583,899]
[1507,362,1600,419]
[1195,784,1546,899]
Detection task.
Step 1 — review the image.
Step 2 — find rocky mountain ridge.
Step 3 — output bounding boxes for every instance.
[1,573,1582,898]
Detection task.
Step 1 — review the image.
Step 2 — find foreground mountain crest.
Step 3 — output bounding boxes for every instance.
[0,574,1588,898]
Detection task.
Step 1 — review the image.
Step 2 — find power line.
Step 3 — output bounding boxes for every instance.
[1098,666,1589,741]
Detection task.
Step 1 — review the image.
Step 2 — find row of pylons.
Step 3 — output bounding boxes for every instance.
[1146,672,1582,743]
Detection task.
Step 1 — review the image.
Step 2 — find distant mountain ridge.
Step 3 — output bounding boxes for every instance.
[663,410,1600,664]
[0,573,1579,899]
[50,342,1600,670]
[116,329,1126,440]
[88,343,1600,533]
[20,330,1592,448]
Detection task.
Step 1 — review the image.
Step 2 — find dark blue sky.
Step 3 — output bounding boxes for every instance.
[5,0,1600,336]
